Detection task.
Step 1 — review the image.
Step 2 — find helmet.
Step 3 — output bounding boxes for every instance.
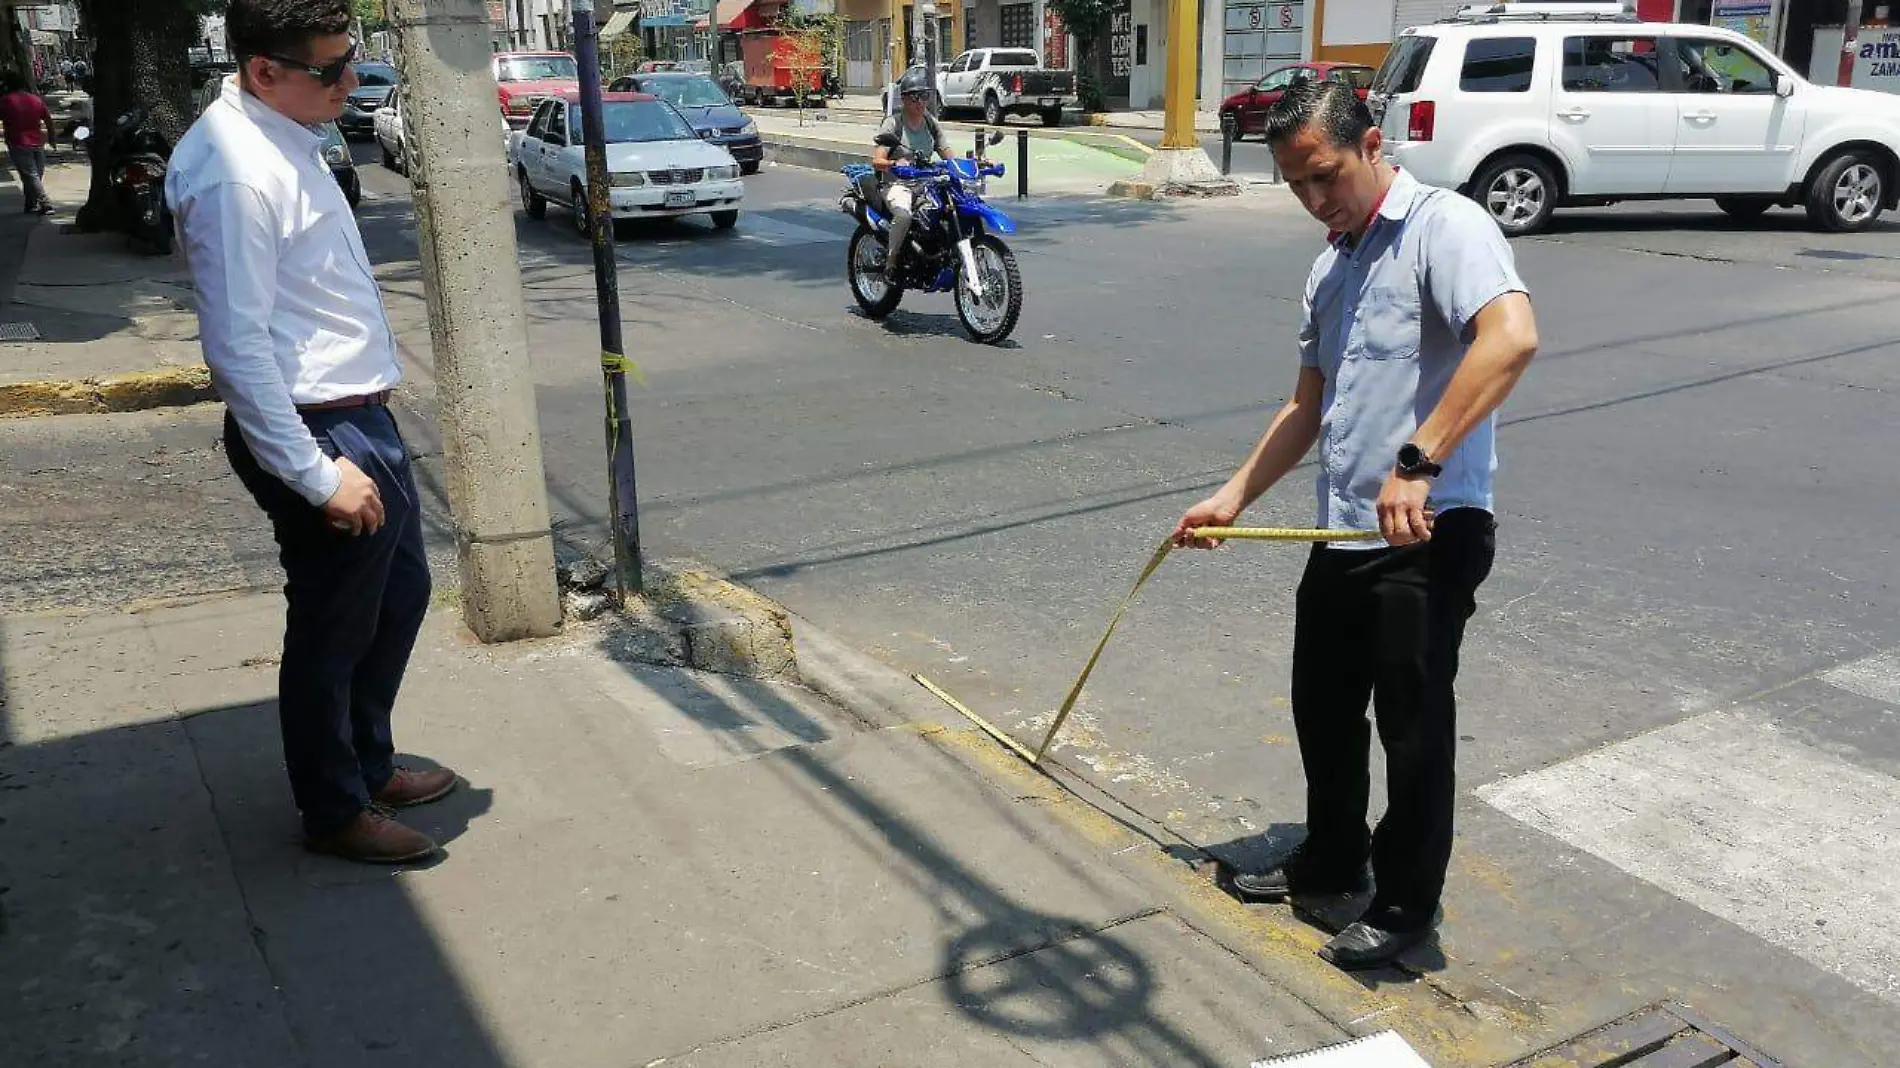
[898,68,932,98]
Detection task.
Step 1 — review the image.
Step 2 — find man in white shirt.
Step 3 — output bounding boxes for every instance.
[168,0,455,864]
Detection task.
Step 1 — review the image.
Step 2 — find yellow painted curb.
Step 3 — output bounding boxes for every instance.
[0,365,216,419]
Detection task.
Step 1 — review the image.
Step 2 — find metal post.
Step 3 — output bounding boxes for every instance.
[1839,4,1864,88]
[1016,128,1027,198]
[573,0,645,598]
[921,0,940,116]
[1220,119,1232,176]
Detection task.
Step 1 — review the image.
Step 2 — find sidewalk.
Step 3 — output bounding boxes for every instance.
[0,160,215,417]
[751,111,1145,196]
[0,584,1414,1067]
[822,90,1222,134]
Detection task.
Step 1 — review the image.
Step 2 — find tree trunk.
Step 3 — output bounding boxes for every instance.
[75,0,202,233]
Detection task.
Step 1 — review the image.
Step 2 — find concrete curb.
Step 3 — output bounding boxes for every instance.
[685,572,1548,1066]
[763,135,871,175]
[560,557,802,684]
[0,365,217,419]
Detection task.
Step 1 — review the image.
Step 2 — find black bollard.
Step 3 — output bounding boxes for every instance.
[1221,120,1233,176]
[1016,128,1028,199]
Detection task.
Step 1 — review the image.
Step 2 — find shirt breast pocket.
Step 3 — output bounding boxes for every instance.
[1353,286,1422,361]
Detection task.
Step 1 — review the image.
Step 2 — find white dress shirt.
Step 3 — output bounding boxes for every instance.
[166,76,401,507]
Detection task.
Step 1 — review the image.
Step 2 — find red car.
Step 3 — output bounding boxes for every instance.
[1218,62,1374,140]
[494,51,581,129]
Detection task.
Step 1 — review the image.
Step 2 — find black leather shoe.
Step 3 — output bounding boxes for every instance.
[1317,920,1432,970]
[1230,848,1370,903]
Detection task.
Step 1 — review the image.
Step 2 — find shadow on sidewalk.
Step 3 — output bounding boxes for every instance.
[0,619,512,1065]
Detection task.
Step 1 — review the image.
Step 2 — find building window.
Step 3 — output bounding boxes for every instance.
[1000,3,1035,50]
[1460,36,1536,93]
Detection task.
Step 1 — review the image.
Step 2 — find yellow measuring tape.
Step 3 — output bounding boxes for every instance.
[915,526,1381,765]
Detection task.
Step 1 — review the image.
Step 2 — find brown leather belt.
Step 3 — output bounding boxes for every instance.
[297,390,391,413]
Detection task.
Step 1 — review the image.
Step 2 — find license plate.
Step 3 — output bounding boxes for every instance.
[664,191,694,208]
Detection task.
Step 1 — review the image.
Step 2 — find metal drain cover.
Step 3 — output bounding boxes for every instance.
[0,321,41,341]
[1507,1001,1786,1068]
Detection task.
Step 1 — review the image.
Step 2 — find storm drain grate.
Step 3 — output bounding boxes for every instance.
[0,321,41,341]
[1506,1001,1787,1068]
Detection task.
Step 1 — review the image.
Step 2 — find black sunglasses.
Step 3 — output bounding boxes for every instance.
[266,41,359,88]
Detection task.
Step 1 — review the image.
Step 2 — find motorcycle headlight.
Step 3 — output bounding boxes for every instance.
[324,144,351,167]
[610,171,646,187]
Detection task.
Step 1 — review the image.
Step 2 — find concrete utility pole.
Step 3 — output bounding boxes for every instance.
[1137,0,1234,194]
[389,0,563,642]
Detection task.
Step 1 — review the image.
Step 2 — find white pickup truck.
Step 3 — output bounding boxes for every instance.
[934,48,1077,127]
[507,91,744,234]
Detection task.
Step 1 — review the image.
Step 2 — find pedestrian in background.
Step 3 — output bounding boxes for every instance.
[1173,79,1540,970]
[0,69,57,214]
[166,0,455,864]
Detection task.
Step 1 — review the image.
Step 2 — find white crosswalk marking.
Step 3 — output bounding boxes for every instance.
[1479,710,1900,1004]
[1820,651,1900,707]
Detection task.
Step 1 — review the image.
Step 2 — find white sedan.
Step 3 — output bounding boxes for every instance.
[510,91,744,232]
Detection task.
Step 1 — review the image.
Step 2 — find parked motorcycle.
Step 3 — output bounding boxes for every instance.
[75,107,173,255]
[839,131,1023,345]
[821,69,844,100]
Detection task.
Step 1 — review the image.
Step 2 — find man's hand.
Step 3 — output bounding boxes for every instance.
[1172,491,1243,549]
[1376,471,1434,546]
[321,458,385,536]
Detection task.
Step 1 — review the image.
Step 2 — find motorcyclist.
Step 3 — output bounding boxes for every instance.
[872,68,952,280]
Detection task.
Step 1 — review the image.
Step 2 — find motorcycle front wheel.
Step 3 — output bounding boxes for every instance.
[953,233,1022,345]
[847,226,902,319]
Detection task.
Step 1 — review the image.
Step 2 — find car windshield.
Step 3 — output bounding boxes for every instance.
[642,75,731,109]
[497,55,578,82]
[353,62,399,86]
[1332,66,1374,89]
[577,100,697,143]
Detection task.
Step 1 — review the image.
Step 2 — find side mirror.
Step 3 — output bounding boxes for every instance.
[72,125,89,142]
[873,132,901,149]
[987,130,1005,146]
[1774,72,1794,98]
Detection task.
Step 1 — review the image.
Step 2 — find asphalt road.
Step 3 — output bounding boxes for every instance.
[349,141,1900,1062]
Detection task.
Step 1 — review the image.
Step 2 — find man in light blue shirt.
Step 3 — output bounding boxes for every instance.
[1173,79,1540,969]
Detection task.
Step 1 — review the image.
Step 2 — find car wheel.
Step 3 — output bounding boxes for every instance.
[343,172,361,210]
[1714,195,1774,221]
[395,141,409,177]
[711,209,739,230]
[519,167,547,219]
[571,180,591,237]
[984,94,1003,127]
[1471,153,1558,236]
[740,160,760,176]
[381,139,394,170]
[1805,150,1886,233]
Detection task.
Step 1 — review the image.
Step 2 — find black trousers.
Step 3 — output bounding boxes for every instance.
[224,406,431,837]
[1289,507,1496,931]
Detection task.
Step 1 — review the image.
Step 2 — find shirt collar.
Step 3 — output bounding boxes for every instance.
[1329,166,1420,250]
[219,75,324,155]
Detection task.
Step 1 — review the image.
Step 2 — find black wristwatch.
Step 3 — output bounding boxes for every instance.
[1396,442,1442,478]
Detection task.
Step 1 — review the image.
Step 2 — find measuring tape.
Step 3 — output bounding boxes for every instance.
[916,526,1380,765]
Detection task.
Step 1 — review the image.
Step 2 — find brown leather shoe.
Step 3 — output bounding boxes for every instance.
[371,765,459,808]
[305,806,438,864]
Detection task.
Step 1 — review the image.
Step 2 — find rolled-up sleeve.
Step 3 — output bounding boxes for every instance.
[1422,198,1528,341]
[176,181,340,507]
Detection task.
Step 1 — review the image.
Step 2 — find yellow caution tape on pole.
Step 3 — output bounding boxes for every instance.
[600,350,647,386]
[913,525,1380,765]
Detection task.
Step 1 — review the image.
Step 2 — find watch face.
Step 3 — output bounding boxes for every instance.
[1398,443,1423,469]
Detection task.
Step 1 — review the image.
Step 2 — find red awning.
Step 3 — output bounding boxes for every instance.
[717,0,765,31]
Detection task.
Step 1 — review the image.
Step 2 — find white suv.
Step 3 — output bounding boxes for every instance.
[1370,2,1900,235]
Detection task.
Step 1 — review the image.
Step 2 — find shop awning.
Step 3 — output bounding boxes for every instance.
[599,9,639,40]
[717,0,766,31]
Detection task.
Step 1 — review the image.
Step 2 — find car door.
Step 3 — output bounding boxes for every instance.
[1549,33,1674,195]
[534,101,567,192]
[942,52,974,106]
[1661,35,1805,195]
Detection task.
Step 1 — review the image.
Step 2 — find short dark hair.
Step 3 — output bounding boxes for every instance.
[226,0,353,64]
[1264,79,1374,150]
[0,69,24,93]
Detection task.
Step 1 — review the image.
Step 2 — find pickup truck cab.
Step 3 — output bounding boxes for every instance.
[509,91,745,234]
[936,48,1076,127]
[494,51,580,129]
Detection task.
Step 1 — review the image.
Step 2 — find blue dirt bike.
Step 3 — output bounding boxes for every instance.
[839,133,1024,345]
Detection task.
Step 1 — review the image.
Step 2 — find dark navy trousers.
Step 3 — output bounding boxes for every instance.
[224,405,431,837]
